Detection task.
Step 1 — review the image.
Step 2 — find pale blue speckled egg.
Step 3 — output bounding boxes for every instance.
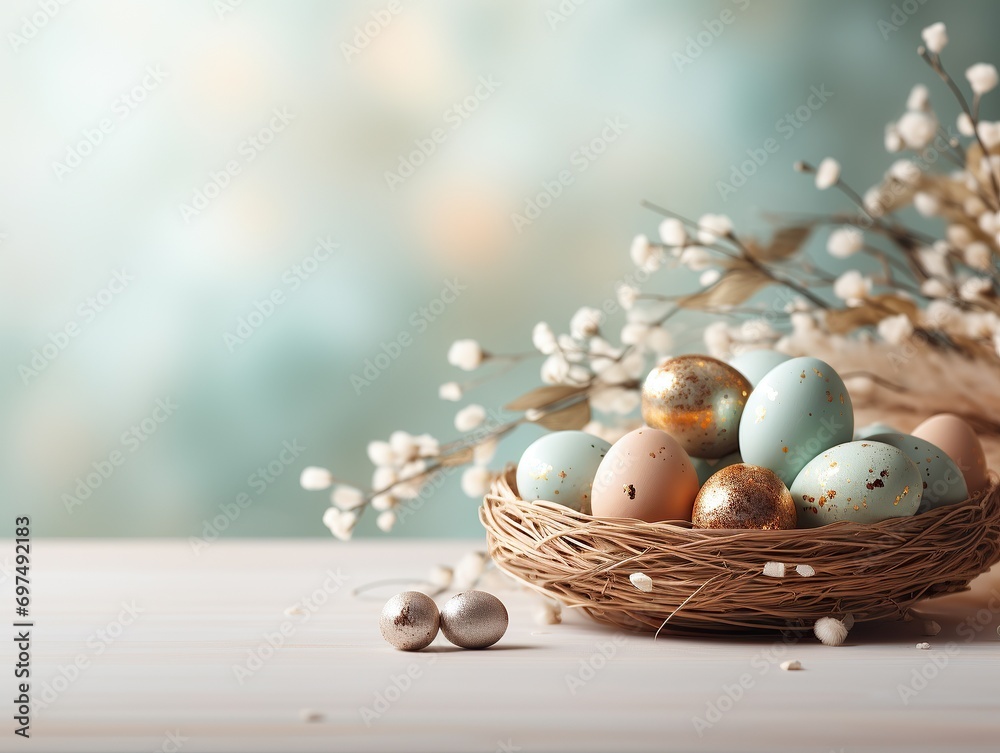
[728,350,790,387]
[868,433,969,513]
[791,440,922,526]
[739,357,854,485]
[854,423,899,440]
[516,431,611,514]
[691,452,743,486]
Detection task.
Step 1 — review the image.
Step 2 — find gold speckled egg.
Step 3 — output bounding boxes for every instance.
[641,355,752,459]
[692,464,797,529]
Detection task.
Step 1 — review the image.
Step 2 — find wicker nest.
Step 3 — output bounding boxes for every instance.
[481,467,1000,635]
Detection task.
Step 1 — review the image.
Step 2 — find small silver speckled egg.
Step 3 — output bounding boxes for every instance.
[379,591,439,651]
[440,591,508,649]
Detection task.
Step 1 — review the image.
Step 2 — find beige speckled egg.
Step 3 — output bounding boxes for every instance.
[590,428,699,522]
[912,414,990,495]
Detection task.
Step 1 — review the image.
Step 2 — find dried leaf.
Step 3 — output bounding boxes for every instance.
[505,384,585,411]
[534,399,590,431]
[678,268,770,310]
[747,226,812,262]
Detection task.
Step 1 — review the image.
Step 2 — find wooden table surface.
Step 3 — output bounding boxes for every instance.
[5,539,1000,753]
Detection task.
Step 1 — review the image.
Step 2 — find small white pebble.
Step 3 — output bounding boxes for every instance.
[916,642,931,650]
[780,660,803,671]
[284,605,306,616]
[630,572,654,592]
[795,564,815,577]
[814,616,849,646]
[763,561,786,578]
[923,620,941,637]
[299,708,324,722]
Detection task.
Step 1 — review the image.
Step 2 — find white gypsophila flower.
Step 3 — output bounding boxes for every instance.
[889,159,921,185]
[703,320,732,358]
[790,311,817,335]
[979,211,1000,235]
[815,157,841,190]
[923,300,960,328]
[453,551,488,589]
[833,270,872,302]
[570,306,603,339]
[957,112,976,136]
[884,123,903,152]
[844,375,875,400]
[964,242,994,271]
[966,195,988,217]
[389,430,417,462]
[371,466,396,492]
[556,333,583,361]
[960,276,993,301]
[921,278,951,298]
[947,224,974,248]
[827,227,864,258]
[739,318,778,343]
[590,386,633,414]
[375,510,396,533]
[699,269,721,287]
[907,84,930,111]
[454,403,487,432]
[438,381,463,401]
[966,63,999,95]
[980,121,1000,148]
[617,284,640,310]
[367,440,394,467]
[332,485,366,510]
[630,233,660,272]
[658,217,687,247]
[447,339,484,371]
[371,492,396,511]
[460,466,493,498]
[323,507,358,541]
[696,213,733,244]
[566,364,592,385]
[531,321,557,355]
[300,466,334,491]
[877,314,915,345]
[917,246,950,278]
[897,110,938,149]
[963,311,1000,337]
[414,433,439,457]
[913,192,940,217]
[679,246,713,271]
[921,22,947,54]
[428,565,453,589]
[863,188,886,217]
[540,353,569,384]
[473,437,498,466]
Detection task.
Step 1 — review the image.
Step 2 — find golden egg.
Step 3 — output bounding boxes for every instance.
[692,464,797,530]
[641,355,752,459]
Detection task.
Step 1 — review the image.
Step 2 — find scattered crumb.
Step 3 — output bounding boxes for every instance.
[780,660,802,671]
[299,708,324,722]
[923,620,941,637]
[284,605,306,616]
[916,642,931,650]
[795,564,815,577]
[763,561,786,578]
[630,572,653,593]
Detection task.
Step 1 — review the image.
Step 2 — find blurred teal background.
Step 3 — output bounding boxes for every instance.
[3,0,999,538]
